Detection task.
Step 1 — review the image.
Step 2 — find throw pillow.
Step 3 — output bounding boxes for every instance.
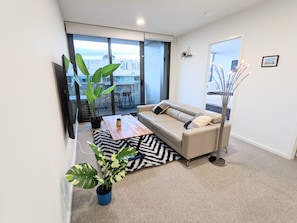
[184,114,200,129]
[184,115,212,129]
[152,102,169,115]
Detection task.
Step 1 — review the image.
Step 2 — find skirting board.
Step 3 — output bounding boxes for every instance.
[61,121,78,223]
[231,133,291,159]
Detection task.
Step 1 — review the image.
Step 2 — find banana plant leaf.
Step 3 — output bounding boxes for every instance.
[101,64,121,77]
[92,67,102,83]
[84,90,96,103]
[101,85,116,95]
[65,163,98,189]
[94,85,103,98]
[63,55,81,87]
[74,54,120,120]
[63,56,70,72]
[92,64,121,82]
[75,54,89,76]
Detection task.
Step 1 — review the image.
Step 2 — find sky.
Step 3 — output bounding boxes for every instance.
[74,40,140,61]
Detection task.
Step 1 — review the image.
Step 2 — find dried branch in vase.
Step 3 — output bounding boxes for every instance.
[208,60,251,166]
[211,60,251,106]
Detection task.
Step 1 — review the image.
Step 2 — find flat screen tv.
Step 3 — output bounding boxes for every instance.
[53,55,78,139]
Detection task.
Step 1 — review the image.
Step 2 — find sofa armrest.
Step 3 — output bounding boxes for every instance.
[183,125,218,148]
[181,123,231,159]
[137,104,156,113]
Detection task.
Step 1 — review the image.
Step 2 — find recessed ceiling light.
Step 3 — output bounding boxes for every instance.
[136,18,145,26]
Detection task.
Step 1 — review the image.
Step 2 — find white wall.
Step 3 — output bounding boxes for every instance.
[173,0,297,159]
[0,0,72,222]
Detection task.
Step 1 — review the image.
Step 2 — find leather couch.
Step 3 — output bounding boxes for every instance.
[137,100,231,165]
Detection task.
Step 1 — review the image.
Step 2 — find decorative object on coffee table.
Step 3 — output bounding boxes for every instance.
[65,141,137,205]
[102,115,153,152]
[208,61,250,166]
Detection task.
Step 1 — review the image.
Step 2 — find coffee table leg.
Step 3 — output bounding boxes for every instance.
[124,135,144,149]
[127,135,143,161]
[136,135,143,149]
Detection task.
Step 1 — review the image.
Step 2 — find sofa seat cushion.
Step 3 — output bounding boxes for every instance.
[154,121,184,147]
[138,111,176,123]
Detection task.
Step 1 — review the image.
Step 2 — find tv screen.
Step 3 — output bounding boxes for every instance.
[53,55,77,139]
[62,55,78,138]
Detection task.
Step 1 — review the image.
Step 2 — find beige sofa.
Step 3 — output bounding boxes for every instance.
[137,100,231,165]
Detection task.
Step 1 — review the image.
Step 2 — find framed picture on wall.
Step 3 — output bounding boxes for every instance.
[231,60,238,72]
[261,55,279,67]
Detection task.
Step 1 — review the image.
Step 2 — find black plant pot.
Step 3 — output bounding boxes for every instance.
[96,185,112,205]
[91,117,101,129]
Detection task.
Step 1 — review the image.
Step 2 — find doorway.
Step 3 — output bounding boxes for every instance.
[205,37,242,119]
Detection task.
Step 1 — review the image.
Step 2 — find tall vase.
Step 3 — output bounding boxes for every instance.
[96,185,112,205]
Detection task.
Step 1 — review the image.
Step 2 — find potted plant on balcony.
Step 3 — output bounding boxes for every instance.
[65,141,137,205]
[75,53,120,128]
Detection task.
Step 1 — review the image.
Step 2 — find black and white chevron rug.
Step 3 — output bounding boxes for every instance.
[93,130,182,173]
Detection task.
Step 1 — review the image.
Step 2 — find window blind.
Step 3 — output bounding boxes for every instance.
[65,22,174,42]
[144,32,174,42]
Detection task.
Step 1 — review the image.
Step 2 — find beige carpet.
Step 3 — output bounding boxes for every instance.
[70,122,297,223]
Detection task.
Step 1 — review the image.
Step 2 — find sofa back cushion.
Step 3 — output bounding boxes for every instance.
[178,112,195,123]
[161,99,222,124]
[164,108,195,123]
[165,108,180,119]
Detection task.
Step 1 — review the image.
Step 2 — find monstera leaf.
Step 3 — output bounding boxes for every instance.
[88,141,107,167]
[65,142,138,190]
[65,163,98,189]
[115,146,138,160]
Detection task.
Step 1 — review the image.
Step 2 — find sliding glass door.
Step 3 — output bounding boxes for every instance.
[110,39,141,114]
[69,34,170,122]
[72,35,141,118]
[144,40,170,104]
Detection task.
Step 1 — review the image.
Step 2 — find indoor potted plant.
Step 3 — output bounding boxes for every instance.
[75,53,120,128]
[65,141,137,205]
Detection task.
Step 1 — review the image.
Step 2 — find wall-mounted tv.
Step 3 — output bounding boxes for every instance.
[53,55,78,139]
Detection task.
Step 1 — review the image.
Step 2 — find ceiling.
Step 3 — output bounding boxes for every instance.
[58,0,268,36]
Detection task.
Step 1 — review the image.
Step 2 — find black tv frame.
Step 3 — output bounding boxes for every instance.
[53,56,77,139]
